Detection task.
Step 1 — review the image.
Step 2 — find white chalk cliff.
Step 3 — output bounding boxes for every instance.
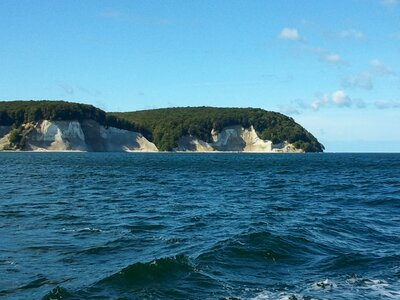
[0,120,158,152]
[177,125,301,152]
[0,122,301,152]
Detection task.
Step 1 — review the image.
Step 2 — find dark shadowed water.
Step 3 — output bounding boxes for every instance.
[0,153,399,299]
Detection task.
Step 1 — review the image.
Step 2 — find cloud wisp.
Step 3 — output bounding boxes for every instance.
[99,9,122,19]
[321,53,346,65]
[99,8,172,26]
[278,27,347,67]
[279,93,400,115]
[58,82,101,97]
[370,59,397,76]
[375,100,400,109]
[342,72,373,90]
[339,29,366,41]
[381,0,397,7]
[278,104,300,115]
[279,90,369,115]
[302,45,347,66]
[342,59,397,90]
[58,83,75,95]
[279,27,301,41]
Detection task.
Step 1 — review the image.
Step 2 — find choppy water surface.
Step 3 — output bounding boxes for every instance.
[0,153,399,299]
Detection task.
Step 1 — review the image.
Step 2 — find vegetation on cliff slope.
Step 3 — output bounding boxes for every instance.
[0,101,324,152]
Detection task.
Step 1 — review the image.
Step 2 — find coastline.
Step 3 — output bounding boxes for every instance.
[0,150,306,154]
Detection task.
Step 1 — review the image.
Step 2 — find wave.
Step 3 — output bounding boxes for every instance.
[196,231,330,269]
[56,255,221,299]
[98,255,196,287]
[319,252,400,273]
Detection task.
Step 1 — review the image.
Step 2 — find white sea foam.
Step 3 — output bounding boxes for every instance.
[66,227,103,233]
[311,279,336,290]
[250,291,305,300]
[346,276,400,299]
[78,227,102,232]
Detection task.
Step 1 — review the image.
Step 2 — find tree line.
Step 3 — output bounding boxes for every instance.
[0,100,149,135]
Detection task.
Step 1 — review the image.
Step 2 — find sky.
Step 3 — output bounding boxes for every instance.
[0,0,399,152]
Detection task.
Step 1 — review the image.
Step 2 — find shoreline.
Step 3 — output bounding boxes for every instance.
[0,149,310,154]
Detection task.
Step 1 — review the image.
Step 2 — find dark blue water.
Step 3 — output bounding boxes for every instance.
[0,153,399,299]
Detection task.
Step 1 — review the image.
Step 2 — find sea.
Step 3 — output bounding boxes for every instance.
[0,153,399,300]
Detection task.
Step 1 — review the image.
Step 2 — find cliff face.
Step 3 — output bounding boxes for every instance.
[0,120,158,152]
[0,121,302,153]
[177,126,302,152]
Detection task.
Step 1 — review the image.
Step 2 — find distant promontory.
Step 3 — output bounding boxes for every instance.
[0,101,324,152]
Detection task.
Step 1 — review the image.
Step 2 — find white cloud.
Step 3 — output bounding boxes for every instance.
[370,59,396,75]
[309,90,358,111]
[331,90,351,107]
[381,0,397,7]
[279,28,301,41]
[340,29,365,40]
[342,72,373,90]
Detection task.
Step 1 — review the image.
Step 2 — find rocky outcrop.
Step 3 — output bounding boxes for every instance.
[24,120,87,151]
[177,125,302,152]
[0,120,158,152]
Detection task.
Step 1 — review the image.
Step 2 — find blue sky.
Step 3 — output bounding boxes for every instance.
[0,0,399,152]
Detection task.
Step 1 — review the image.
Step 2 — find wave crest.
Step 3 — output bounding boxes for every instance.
[98,254,195,287]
